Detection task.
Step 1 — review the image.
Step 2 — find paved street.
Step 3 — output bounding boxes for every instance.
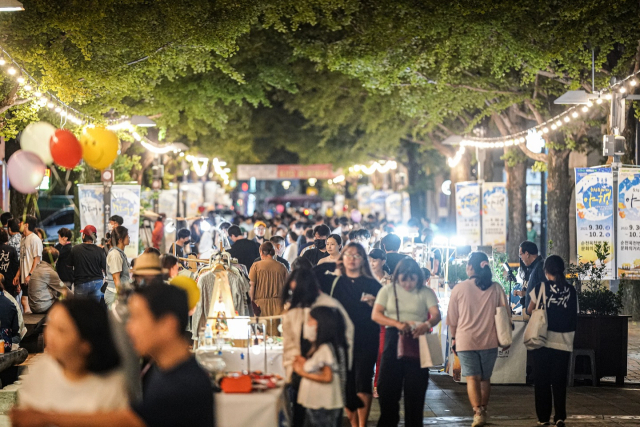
[364,321,640,426]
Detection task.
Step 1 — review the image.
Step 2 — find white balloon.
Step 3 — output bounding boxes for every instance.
[20,121,56,164]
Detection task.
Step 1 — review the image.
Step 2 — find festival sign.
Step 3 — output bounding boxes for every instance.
[617,168,640,278]
[575,167,614,279]
[482,182,507,252]
[455,181,481,246]
[79,184,141,259]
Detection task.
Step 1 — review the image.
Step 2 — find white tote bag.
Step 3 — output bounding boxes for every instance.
[523,285,548,350]
[419,333,444,368]
[494,283,513,347]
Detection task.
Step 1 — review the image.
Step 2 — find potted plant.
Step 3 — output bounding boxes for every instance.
[567,242,629,385]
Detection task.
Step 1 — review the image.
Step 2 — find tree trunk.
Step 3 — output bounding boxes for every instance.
[403,140,427,219]
[546,147,572,262]
[506,157,527,261]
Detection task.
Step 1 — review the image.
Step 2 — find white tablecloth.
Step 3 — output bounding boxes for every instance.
[215,387,287,427]
[219,345,284,376]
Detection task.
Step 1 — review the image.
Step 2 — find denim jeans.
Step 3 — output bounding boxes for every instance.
[74,279,104,302]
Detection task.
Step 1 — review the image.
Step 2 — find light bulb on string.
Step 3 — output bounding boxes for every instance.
[7,67,16,75]
[604,93,612,100]
[556,120,562,127]
[0,59,5,66]
[587,101,593,107]
[596,98,603,105]
[542,127,549,133]
[571,111,579,118]
[631,79,637,87]
[54,107,61,113]
[47,102,54,108]
[582,106,589,113]
[564,116,570,123]
[551,124,557,130]
[16,77,24,84]
[23,84,31,91]
[33,91,41,97]
[620,86,627,94]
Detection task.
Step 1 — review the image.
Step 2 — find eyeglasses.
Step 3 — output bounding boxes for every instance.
[344,254,363,260]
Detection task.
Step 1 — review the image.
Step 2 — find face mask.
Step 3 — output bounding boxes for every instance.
[314,239,326,250]
[526,223,533,231]
[303,322,317,342]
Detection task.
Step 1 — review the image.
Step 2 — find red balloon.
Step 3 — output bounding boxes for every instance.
[50,129,83,169]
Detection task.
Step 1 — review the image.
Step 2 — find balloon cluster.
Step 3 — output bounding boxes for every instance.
[8,122,120,194]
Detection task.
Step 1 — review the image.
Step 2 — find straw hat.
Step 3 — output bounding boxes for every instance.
[132,252,162,276]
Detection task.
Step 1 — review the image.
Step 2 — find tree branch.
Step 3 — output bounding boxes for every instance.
[517,141,548,162]
[437,123,454,136]
[0,97,31,115]
[512,105,536,121]
[524,99,544,125]
[445,83,520,95]
[536,70,571,85]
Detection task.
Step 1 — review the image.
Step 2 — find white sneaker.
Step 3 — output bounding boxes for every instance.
[471,412,486,427]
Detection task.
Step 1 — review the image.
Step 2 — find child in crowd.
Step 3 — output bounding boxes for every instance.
[293,306,348,427]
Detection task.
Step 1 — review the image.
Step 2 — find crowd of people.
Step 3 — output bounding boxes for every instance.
[0,208,576,427]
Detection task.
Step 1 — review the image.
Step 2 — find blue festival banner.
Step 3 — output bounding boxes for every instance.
[617,168,640,278]
[455,181,481,246]
[575,167,614,279]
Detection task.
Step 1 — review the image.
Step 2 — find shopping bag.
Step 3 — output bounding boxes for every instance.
[419,333,444,368]
[494,284,513,347]
[523,285,547,350]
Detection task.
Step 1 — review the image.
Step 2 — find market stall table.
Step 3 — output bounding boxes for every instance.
[215,386,288,427]
[218,344,284,377]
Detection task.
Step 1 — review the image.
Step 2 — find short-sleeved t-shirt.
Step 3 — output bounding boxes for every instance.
[20,233,43,283]
[133,357,213,427]
[0,243,19,289]
[447,280,506,351]
[28,262,65,313]
[375,284,439,325]
[105,247,131,292]
[385,253,409,275]
[69,243,106,285]
[297,343,343,410]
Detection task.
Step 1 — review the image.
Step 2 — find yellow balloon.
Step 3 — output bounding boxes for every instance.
[169,276,201,311]
[80,127,119,170]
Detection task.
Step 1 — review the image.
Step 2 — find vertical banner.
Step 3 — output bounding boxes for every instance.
[111,185,141,259]
[79,184,141,259]
[575,167,614,279]
[618,168,640,278]
[482,182,507,252]
[455,181,481,246]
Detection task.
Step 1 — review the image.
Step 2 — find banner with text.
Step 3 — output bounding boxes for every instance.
[482,182,507,252]
[575,167,614,279]
[79,184,141,259]
[237,164,335,180]
[455,181,481,246]
[618,168,640,278]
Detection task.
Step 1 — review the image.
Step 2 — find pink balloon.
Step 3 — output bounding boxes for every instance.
[8,150,46,194]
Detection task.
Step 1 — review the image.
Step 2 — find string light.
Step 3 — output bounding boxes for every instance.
[332,175,345,183]
[185,155,209,177]
[348,160,397,175]
[212,158,230,185]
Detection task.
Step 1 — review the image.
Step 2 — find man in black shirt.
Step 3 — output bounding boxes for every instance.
[69,225,106,302]
[520,240,545,314]
[10,284,214,427]
[301,224,331,266]
[54,227,74,288]
[381,233,408,275]
[228,225,260,272]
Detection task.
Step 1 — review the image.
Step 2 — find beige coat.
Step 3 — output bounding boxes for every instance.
[282,292,354,383]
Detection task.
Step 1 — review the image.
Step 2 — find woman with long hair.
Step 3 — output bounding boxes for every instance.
[447,251,511,427]
[372,257,440,426]
[324,242,381,427]
[294,306,349,427]
[527,255,577,427]
[282,268,354,427]
[104,226,131,309]
[18,298,127,412]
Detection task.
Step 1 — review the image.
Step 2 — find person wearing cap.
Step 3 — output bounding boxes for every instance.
[69,225,106,302]
[14,215,43,314]
[253,221,267,245]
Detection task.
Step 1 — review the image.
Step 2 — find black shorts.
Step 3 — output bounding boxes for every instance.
[351,348,378,395]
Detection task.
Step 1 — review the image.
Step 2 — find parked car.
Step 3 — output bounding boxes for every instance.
[38,207,75,242]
